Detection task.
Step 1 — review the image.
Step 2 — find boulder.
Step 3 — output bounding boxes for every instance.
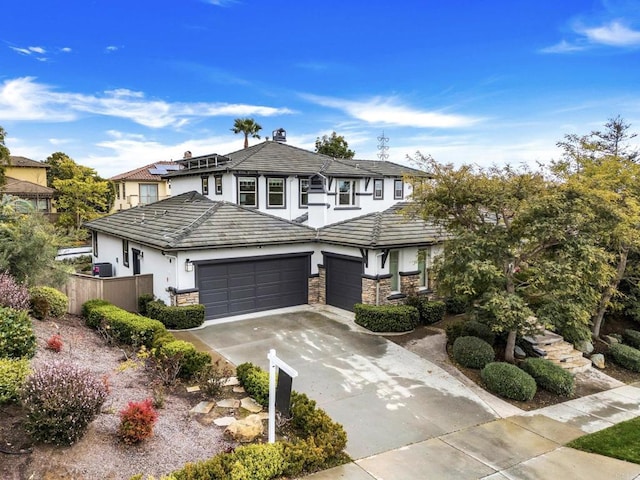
[604,335,620,345]
[576,340,594,355]
[224,414,264,442]
[514,345,527,359]
[591,353,606,369]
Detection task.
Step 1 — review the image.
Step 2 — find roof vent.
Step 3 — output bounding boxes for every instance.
[183,151,192,159]
[272,128,287,143]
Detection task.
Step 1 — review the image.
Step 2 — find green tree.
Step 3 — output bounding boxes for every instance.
[0,195,68,286]
[553,117,640,338]
[44,153,114,231]
[0,127,10,189]
[314,131,355,159]
[407,157,609,361]
[231,118,262,149]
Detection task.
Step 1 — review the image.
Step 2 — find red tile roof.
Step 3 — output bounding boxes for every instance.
[109,161,179,181]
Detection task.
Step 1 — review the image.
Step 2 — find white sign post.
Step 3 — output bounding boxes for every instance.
[268,349,298,443]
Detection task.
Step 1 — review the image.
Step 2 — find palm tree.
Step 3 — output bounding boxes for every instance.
[231,118,262,149]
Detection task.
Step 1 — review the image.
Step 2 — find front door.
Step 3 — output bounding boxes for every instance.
[132,249,141,275]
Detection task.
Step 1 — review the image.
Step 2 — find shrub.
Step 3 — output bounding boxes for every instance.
[156,340,211,379]
[146,300,205,329]
[196,360,234,398]
[406,297,446,324]
[623,329,640,350]
[81,299,111,323]
[138,293,155,316]
[46,334,63,353]
[445,321,465,345]
[118,398,158,444]
[21,361,109,445]
[445,295,468,314]
[0,358,30,403]
[236,362,270,407]
[520,358,575,396]
[83,302,166,347]
[609,343,640,372]
[0,306,36,359]
[353,303,419,332]
[452,336,495,369]
[229,443,286,480]
[481,362,537,401]
[29,286,68,320]
[461,320,496,346]
[0,271,29,310]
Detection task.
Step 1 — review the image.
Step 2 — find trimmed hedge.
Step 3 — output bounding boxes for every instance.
[609,343,640,372]
[520,357,575,396]
[481,362,537,401]
[29,286,68,320]
[445,321,465,345]
[406,297,445,324]
[622,329,640,350]
[452,336,495,369]
[445,296,468,314]
[82,301,166,348]
[156,340,211,379]
[145,363,349,480]
[146,300,205,330]
[0,306,36,359]
[461,320,495,346]
[236,362,270,407]
[0,358,30,403]
[138,293,155,316]
[353,303,419,332]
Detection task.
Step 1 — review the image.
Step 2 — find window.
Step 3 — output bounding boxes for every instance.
[122,182,126,199]
[116,183,120,200]
[122,239,130,268]
[139,184,159,205]
[337,179,357,206]
[418,248,430,288]
[215,176,223,195]
[238,177,257,207]
[389,250,399,291]
[201,176,209,195]
[394,179,404,199]
[374,179,384,200]
[92,232,98,257]
[267,177,285,208]
[299,178,310,207]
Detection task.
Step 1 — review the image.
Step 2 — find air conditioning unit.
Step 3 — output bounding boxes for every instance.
[93,263,114,277]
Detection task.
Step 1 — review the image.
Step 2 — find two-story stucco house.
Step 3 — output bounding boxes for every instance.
[3,156,55,215]
[85,135,447,321]
[109,161,177,211]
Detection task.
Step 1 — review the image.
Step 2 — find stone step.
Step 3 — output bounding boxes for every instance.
[523,330,564,347]
[540,341,574,356]
[547,350,586,363]
[556,356,592,374]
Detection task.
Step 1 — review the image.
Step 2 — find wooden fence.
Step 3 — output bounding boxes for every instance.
[63,273,153,315]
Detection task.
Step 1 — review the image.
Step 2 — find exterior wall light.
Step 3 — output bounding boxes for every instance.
[185,259,194,272]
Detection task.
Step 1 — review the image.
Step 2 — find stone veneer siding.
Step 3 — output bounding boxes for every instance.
[309,265,326,306]
[308,274,320,304]
[361,271,422,306]
[169,289,200,307]
[400,271,421,298]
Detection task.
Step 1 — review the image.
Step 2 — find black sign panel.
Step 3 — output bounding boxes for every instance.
[275,370,293,416]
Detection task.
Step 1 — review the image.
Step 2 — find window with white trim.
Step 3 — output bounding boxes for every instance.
[418,248,430,288]
[267,177,285,208]
[122,239,130,268]
[389,250,399,291]
[215,176,223,195]
[139,184,159,205]
[238,177,257,207]
[373,179,384,200]
[92,232,98,257]
[299,178,309,207]
[337,179,358,206]
[201,176,209,195]
[394,179,404,199]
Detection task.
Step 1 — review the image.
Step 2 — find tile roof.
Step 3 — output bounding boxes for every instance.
[8,156,48,168]
[109,161,179,181]
[84,191,317,251]
[3,177,55,197]
[317,202,450,248]
[166,141,425,179]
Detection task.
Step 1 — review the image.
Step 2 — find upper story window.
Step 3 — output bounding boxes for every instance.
[122,239,130,268]
[394,179,404,199]
[374,179,384,200]
[394,179,404,200]
[92,232,98,257]
[116,183,121,200]
[337,179,358,206]
[267,177,285,208]
[139,184,159,205]
[418,248,431,288]
[299,178,309,207]
[389,250,399,291]
[201,176,209,195]
[215,176,223,195]
[238,176,257,207]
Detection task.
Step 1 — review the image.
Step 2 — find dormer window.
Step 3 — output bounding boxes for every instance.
[337,179,358,206]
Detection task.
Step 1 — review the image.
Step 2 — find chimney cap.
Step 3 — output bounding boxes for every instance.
[183,151,192,159]
[272,128,287,143]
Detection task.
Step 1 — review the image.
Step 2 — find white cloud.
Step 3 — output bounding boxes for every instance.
[29,46,46,54]
[579,20,640,47]
[539,40,586,54]
[10,46,31,55]
[203,0,238,6]
[0,77,294,128]
[60,47,72,53]
[301,94,481,128]
[105,45,119,53]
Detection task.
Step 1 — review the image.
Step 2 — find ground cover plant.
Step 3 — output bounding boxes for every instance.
[568,416,640,464]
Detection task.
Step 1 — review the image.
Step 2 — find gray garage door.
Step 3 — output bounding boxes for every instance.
[325,254,363,311]
[198,255,310,320]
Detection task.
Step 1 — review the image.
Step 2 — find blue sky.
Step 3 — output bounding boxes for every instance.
[2,0,639,178]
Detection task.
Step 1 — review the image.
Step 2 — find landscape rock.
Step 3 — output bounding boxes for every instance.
[223,377,240,387]
[189,401,215,415]
[224,414,264,442]
[514,346,527,359]
[576,340,594,355]
[214,416,236,427]
[591,353,605,369]
[241,397,263,413]
[216,398,241,409]
[604,335,620,345]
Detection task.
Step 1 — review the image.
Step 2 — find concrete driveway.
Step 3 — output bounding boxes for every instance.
[180,305,500,460]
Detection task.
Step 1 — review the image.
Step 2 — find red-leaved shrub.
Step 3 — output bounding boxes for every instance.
[46,334,63,352]
[118,398,158,444]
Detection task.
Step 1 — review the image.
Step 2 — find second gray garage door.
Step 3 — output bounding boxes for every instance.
[198,254,310,320]
[325,254,363,311]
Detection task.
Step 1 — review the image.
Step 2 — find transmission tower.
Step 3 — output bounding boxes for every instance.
[377,131,389,160]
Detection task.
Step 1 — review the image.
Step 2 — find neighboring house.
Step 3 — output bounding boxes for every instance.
[3,156,55,214]
[109,161,178,211]
[85,138,446,320]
